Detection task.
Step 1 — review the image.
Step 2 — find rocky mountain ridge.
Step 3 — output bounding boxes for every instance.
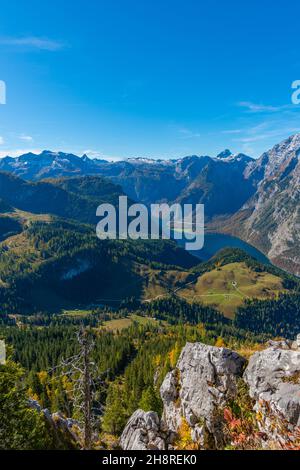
[232,134,300,275]
[0,148,256,219]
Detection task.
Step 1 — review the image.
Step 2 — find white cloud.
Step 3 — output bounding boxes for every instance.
[83,149,124,162]
[0,148,42,158]
[19,134,34,142]
[0,37,66,51]
[237,101,290,113]
[0,136,4,145]
[221,129,242,135]
[178,127,201,139]
[232,121,300,144]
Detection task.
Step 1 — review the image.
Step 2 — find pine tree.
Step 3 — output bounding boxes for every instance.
[0,356,53,449]
[138,385,162,413]
[102,384,128,435]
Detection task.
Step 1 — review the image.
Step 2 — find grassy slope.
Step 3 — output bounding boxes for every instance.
[100,314,160,332]
[177,262,285,318]
[135,258,289,318]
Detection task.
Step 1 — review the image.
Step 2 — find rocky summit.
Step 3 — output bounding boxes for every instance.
[244,342,300,443]
[120,337,300,450]
[160,343,246,449]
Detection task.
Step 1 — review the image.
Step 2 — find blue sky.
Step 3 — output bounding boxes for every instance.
[0,0,300,160]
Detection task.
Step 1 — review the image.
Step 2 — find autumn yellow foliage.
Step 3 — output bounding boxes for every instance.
[173,418,199,450]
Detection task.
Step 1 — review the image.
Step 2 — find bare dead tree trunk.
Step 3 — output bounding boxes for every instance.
[48,327,108,450]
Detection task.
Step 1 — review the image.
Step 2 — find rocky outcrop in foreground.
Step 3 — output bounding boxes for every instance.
[120,336,300,450]
[244,339,300,446]
[29,399,81,449]
[160,343,246,449]
[120,410,167,450]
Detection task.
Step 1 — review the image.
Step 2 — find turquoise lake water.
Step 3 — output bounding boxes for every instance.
[177,232,270,264]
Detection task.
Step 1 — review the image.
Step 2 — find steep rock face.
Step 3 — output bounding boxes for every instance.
[244,342,300,443]
[120,342,247,450]
[160,342,246,448]
[240,134,300,275]
[176,157,256,219]
[119,410,166,450]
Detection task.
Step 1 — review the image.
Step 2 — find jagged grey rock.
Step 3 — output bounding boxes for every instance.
[160,342,247,448]
[244,344,300,441]
[292,333,300,350]
[120,338,300,450]
[266,339,291,350]
[120,409,166,450]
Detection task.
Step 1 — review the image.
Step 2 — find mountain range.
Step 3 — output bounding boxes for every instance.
[0,148,256,214]
[0,134,299,275]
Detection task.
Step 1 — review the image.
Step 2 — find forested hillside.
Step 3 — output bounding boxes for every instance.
[0,296,270,449]
[0,172,127,224]
[0,216,198,314]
